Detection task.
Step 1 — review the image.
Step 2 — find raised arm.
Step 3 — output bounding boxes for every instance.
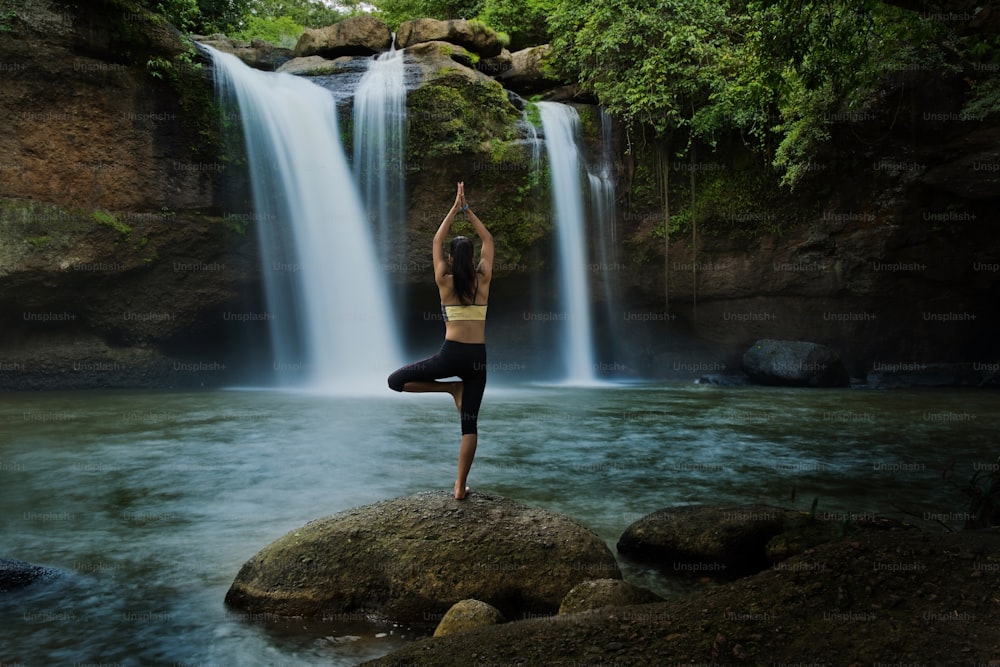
[461,190,494,282]
[433,183,464,285]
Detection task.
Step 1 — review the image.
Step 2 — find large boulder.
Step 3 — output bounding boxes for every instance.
[497,45,562,95]
[360,530,1000,666]
[293,16,392,58]
[741,339,850,387]
[616,504,808,576]
[225,491,622,623]
[396,18,503,58]
[557,579,661,615]
[194,34,293,70]
[405,40,479,71]
[433,599,505,636]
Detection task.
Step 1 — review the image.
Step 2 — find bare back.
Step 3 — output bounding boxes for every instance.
[438,263,491,344]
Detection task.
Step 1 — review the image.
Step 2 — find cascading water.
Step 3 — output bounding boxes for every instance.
[537,101,598,384]
[587,108,626,375]
[352,45,407,302]
[206,45,402,392]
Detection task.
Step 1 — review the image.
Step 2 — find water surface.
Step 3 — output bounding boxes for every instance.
[0,383,995,665]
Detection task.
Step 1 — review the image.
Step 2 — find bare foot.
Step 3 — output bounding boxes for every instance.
[454,484,470,500]
[449,381,463,415]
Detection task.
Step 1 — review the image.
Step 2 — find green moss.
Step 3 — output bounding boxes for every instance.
[476,141,550,268]
[576,105,600,145]
[92,210,132,236]
[524,102,542,130]
[406,75,519,162]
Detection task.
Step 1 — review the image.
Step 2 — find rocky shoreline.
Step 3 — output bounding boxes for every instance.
[362,528,1000,665]
[210,491,1000,664]
[6,489,997,663]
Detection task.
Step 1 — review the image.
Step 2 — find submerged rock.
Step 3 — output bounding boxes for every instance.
[866,361,997,388]
[0,557,61,592]
[433,599,505,636]
[695,373,750,386]
[742,339,850,387]
[617,504,808,576]
[617,504,915,578]
[225,491,621,623]
[557,579,662,615]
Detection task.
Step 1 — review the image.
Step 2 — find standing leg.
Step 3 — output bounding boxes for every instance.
[455,433,477,499]
[454,348,487,500]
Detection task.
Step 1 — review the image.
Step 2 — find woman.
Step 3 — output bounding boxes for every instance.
[388,182,493,500]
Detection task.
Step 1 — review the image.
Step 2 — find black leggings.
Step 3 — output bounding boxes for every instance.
[387,340,487,435]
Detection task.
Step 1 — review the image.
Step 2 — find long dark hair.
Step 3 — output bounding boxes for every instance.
[449,236,476,304]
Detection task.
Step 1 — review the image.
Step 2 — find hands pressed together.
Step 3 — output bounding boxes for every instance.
[453,182,469,212]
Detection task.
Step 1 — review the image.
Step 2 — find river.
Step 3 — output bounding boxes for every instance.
[0,382,995,665]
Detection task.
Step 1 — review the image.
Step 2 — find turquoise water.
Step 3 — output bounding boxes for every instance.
[0,383,995,665]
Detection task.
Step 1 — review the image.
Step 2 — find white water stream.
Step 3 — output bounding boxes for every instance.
[537,101,599,383]
[208,46,402,392]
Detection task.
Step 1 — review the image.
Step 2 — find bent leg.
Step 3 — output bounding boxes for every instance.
[400,380,462,412]
[387,348,454,392]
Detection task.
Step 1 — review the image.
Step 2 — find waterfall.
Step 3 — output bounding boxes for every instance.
[206,45,402,392]
[352,46,407,304]
[537,102,598,384]
[587,108,625,376]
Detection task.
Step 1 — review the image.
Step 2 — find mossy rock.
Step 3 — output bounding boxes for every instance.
[557,579,662,615]
[617,503,808,577]
[225,491,622,624]
[433,599,506,636]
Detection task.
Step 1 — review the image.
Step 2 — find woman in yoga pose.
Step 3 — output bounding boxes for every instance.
[388,182,493,500]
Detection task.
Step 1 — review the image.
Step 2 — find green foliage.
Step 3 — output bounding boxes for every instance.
[550,0,734,139]
[549,0,973,188]
[963,77,1000,120]
[149,0,201,32]
[194,0,253,32]
[0,0,23,32]
[375,0,484,28]
[142,0,343,34]
[146,55,173,79]
[241,0,347,30]
[737,0,957,187]
[232,14,304,48]
[477,0,553,50]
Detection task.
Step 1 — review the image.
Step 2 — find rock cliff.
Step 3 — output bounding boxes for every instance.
[0,3,996,388]
[0,0,265,388]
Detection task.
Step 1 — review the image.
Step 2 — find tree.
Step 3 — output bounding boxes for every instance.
[373,0,485,27]
[478,0,556,50]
